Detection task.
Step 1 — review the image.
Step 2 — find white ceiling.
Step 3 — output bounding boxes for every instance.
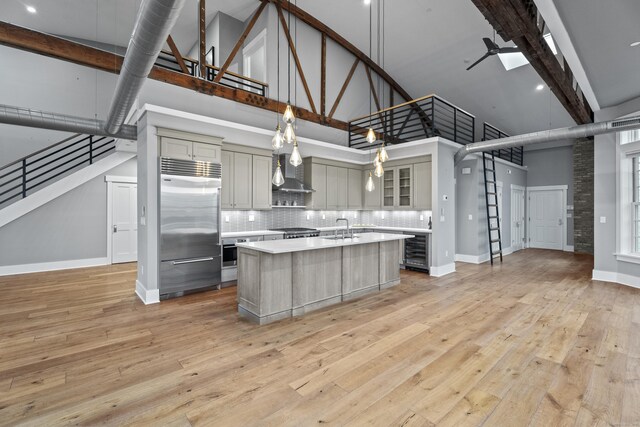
[2,0,638,135]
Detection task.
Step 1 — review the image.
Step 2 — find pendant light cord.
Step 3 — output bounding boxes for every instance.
[276,7,280,123]
[287,1,291,105]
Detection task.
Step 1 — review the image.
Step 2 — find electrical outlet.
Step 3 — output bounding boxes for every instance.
[420,215,424,221]
[306,213,310,220]
[600,216,606,224]
[248,214,255,222]
[353,212,358,219]
[225,215,230,223]
[381,212,385,219]
[468,214,473,220]
[322,214,326,220]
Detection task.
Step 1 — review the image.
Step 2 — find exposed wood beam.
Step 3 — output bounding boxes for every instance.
[214,1,267,83]
[320,34,326,117]
[267,0,414,104]
[199,0,206,77]
[166,35,189,75]
[364,66,382,113]
[0,21,348,132]
[469,0,592,124]
[275,3,317,114]
[328,58,359,119]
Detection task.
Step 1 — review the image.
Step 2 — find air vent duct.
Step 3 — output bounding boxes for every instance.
[454,115,640,164]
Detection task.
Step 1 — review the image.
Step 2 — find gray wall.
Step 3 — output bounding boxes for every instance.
[0,158,136,266]
[594,95,640,276]
[0,46,118,164]
[524,144,574,246]
[455,156,527,258]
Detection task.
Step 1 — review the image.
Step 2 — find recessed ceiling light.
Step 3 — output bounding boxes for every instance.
[26,5,36,13]
[364,0,371,4]
[536,84,545,91]
[631,41,640,47]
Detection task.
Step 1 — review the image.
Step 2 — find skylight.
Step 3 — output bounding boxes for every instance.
[498,34,558,71]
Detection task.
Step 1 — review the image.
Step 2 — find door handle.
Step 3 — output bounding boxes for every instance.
[172,257,214,265]
[113,225,117,233]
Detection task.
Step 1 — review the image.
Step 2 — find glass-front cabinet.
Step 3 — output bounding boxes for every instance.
[382,165,413,209]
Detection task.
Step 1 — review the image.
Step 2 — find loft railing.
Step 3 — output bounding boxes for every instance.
[155,50,268,97]
[0,134,116,207]
[348,94,475,149]
[482,122,523,166]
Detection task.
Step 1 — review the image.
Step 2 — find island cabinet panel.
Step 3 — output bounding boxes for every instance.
[237,248,292,324]
[292,247,342,315]
[379,241,401,288]
[342,243,380,300]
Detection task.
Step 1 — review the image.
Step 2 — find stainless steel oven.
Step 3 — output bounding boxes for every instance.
[221,236,263,283]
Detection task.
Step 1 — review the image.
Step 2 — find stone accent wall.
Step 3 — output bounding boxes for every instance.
[573,137,594,254]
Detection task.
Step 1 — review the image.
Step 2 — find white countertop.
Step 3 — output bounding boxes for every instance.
[236,232,413,254]
[221,230,285,238]
[317,225,432,234]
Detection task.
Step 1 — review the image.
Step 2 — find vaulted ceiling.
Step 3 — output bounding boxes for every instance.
[2,0,639,136]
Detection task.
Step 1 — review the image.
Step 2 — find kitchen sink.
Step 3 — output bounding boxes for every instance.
[323,234,360,240]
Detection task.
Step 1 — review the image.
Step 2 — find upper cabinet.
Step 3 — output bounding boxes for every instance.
[158,128,222,163]
[305,159,362,210]
[413,161,432,210]
[382,165,413,209]
[222,145,272,210]
[363,171,382,209]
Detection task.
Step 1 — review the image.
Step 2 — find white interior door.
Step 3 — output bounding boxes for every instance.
[511,187,525,251]
[528,189,563,250]
[112,183,137,263]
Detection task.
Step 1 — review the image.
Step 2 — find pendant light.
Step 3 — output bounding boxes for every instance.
[366,128,376,144]
[272,125,284,150]
[283,1,296,129]
[283,122,295,144]
[379,143,389,162]
[290,141,302,167]
[365,171,375,192]
[365,1,376,144]
[272,159,285,186]
[374,159,384,178]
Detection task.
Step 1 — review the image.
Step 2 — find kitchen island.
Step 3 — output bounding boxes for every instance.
[235,233,412,324]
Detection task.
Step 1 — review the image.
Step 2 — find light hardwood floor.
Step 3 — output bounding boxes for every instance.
[0,249,638,426]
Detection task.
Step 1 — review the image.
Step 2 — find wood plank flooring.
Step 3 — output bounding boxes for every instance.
[0,249,639,426]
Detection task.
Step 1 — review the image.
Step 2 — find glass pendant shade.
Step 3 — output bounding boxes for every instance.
[272,125,284,150]
[374,160,384,178]
[290,142,302,167]
[283,123,296,144]
[365,171,375,192]
[272,161,285,186]
[366,127,376,143]
[379,144,389,162]
[283,104,295,124]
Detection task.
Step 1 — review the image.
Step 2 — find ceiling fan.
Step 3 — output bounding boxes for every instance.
[466,36,520,70]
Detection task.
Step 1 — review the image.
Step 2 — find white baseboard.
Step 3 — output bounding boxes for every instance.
[0,257,108,277]
[0,151,136,228]
[455,246,515,265]
[430,262,456,277]
[136,280,160,304]
[565,245,574,252]
[592,269,640,289]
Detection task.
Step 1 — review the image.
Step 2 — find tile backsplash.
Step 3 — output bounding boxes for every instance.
[221,209,433,232]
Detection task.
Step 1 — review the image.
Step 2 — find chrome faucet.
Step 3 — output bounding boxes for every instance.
[336,218,352,239]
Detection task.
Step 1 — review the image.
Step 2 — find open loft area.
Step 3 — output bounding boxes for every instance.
[1,0,640,425]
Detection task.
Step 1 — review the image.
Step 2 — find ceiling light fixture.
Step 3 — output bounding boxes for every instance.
[272,16,284,153]
[536,84,545,91]
[26,5,36,13]
[282,1,296,147]
[630,41,640,47]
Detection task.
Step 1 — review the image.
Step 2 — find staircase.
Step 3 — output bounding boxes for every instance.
[0,134,117,208]
[482,152,503,265]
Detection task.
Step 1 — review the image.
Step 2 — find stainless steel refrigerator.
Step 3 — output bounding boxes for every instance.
[159,157,222,299]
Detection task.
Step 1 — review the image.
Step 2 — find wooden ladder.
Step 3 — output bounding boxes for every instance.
[483,152,503,265]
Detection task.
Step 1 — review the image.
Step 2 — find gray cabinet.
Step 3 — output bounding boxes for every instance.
[304,161,327,210]
[347,169,363,210]
[252,156,272,210]
[363,170,382,209]
[382,165,413,209]
[160,137,192,160]
[337,167,348,209]
[413,161,432,210]
[193,141,222,162]
[159,131,222,162]
[326,166,339,210]
[222,151,253,209]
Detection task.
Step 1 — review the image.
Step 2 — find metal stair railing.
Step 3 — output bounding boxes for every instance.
[0,133,116,207]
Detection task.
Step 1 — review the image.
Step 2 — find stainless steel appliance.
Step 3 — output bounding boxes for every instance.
[403,233,430,272]
[160,158,222,299]
[271,154,315,193]
[221,235,264,283]
[268,227,320,239]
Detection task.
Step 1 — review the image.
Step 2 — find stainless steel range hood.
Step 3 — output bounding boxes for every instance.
[272,154,315,193]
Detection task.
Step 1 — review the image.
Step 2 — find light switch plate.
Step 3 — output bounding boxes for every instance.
[381,212,385,219]
[600,216,606,224]
[225,215,230,223]
[440,215,445,222]
[306,214,310,220]
[322,214,326,220]
[468,214,473,220]
[420,215,424,221]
